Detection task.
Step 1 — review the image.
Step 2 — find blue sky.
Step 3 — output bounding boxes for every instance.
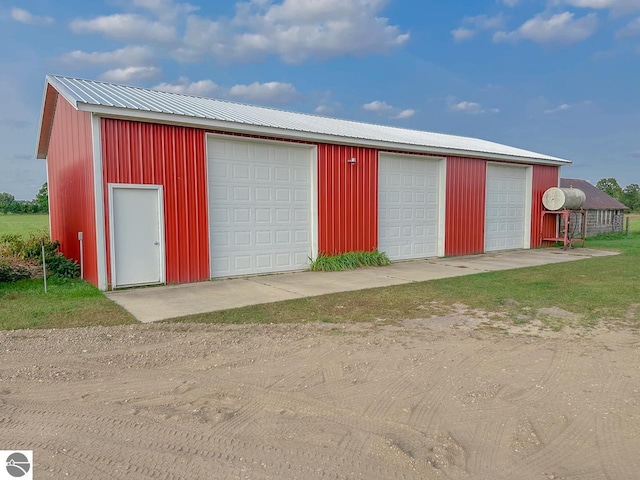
[1,0,639,199]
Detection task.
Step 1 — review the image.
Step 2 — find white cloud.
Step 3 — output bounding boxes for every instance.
[153,77,218,96]
[560,0,640,11]
[452,28,476,42]
[545,103,571,113]
[616,16,640,37]
[493,12,598,45]
[363,100,414,119]
[99,66,162,83]
[452,14,504,43]
[11,7,53,26]
[447,98,499,114]
[501,0,520,6]
[129,0,199,18]
[451,101,486,114]
[393,109,416,119]
[363,100,394,112]
[229,81,300,105]
[315,103,342,115]
[67,0,408,64]
[179,0,409,63]
[70,14,177,43]
[60,46,156,67]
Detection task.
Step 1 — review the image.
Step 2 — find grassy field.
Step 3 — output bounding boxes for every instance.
[0,214,49,236]
[627,213,640,234]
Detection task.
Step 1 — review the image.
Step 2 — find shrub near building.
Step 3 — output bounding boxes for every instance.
[0,231,79,283]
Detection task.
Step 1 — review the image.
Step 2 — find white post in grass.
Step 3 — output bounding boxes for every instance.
[78,231,84,279]
[41,241,47,294]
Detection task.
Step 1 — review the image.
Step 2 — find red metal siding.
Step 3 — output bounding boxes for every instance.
[531,165,560,247]
[46,95,98,285]
[317,145,378,254]
[101,119,209,285]
[445,156,487,256]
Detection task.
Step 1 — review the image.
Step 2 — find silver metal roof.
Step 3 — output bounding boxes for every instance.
[39,75,570,165]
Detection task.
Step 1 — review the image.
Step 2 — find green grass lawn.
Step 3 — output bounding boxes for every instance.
[1,214,137,330]
[168,231,640,331]
[627,213,640,234]
[0,215,639,332]
[0,277,136,330]
[0,214,49,236]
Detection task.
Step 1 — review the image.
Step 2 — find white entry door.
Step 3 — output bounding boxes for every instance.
[484,164,530,252]
[109,185,165,287]
[378,153,444,260]
[207,136,316,278]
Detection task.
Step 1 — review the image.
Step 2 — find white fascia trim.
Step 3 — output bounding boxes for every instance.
[91,113,108,291]
[438,158,447,257]
[77,103,571,167]
[204,134,213,278]
[524,166,533,249]
[309,144,319,262]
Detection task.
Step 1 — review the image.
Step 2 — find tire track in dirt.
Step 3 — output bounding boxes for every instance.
[407,342,497,434]
[595,366,640,480]
[3,392,440,479]
[2,323,640,479]
[499,345,569,407]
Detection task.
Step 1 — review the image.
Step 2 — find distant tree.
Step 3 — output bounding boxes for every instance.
[0,192,16,214]
[596,178,623,200]
[35,182,48,213]
[622,183,640,212]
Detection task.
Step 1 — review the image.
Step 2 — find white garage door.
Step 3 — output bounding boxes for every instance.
[207,137,315,277]
[378,154,442,261]
[485,163,528,252]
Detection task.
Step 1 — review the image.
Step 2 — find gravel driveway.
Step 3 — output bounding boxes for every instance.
[1,317,639,479]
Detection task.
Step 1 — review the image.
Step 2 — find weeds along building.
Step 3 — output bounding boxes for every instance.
[36,75,570,290]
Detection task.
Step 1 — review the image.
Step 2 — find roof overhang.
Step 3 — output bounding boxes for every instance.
[36,76,572,166]
[76,103,572,166]
[36,82,60,159]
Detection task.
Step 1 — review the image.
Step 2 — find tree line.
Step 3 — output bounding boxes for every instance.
[596,178,640,212]
[0,183,48,214]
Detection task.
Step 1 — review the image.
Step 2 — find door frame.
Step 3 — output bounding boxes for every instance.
[108,183,166,288]
[484,162,533,251]
[377,152,447,259]
[204,133,318,278]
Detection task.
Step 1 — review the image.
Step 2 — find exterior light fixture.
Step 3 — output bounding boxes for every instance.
[347,157,357,164]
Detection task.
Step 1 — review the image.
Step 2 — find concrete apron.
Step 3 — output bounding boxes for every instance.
[107,248,618,323]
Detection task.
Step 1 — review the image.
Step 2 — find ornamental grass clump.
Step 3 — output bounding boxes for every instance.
[309,250,391,272]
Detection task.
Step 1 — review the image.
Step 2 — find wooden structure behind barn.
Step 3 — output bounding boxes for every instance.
[560,178,629,237]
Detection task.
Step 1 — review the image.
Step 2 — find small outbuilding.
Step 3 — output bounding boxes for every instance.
[560,178,628,236]
[36,75,570,290]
